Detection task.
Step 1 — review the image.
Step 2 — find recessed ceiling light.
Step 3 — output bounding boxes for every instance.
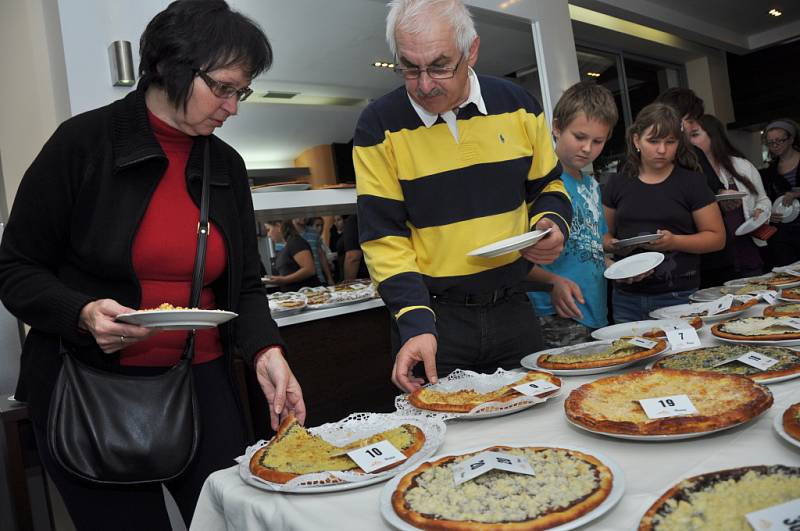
[372,60,396,70]
[586,72,601,77]
[769,8,782,16]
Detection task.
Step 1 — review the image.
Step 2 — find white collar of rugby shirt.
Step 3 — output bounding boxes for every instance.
[407,67,487,143]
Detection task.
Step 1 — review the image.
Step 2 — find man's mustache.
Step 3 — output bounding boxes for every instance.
[416,87,445,98]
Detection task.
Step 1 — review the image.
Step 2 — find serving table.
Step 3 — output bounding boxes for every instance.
[195,304,800,530]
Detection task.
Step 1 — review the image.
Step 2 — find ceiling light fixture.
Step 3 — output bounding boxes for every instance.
[586,72,601,77]
[372,60,396,70]
[499,0,521,9]
[769,8,782,16]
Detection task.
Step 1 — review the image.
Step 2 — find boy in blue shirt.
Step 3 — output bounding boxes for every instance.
[528,82,618,346]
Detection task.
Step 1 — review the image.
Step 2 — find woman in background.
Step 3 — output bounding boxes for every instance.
[760,119,800,267]
[688,114,770,280]
[268,221,322,292]
[603,103,725,322]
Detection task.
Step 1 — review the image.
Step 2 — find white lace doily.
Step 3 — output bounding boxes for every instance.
[394,368,562,421]
[237,412,446,493]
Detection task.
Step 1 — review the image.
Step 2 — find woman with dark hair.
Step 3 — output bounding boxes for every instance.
[0,1,304,528]
[602,103,725,322]
[267,221,322,292]
[760,118,800,267]
[688,114,771,279]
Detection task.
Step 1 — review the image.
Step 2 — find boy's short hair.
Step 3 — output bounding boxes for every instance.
[552,81,618,137]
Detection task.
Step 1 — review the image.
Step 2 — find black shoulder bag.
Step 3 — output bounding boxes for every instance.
[47,138,213,485]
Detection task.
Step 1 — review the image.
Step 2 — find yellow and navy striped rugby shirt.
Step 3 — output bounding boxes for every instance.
[354,75,571,344]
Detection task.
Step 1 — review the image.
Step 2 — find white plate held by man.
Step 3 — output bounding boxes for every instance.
[467,228,551,258]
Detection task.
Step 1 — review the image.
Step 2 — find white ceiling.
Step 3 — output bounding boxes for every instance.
[218,0,800,169]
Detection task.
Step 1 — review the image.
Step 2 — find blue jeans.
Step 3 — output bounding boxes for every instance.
[612,288,695,324]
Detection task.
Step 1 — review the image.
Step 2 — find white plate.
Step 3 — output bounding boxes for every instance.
[613,233,661,249]
[604,252,664,280]
[735,210,770,236]
[379,443,625,531]
[566,413,764,441]
[252,183,311,193]
[591,319,696,340]
[715,191,748,201]
[774,408,800,449]
[467,228,551,258]
[690,286,728,302]
[774,280,800,290]
[713,335,800,347]
[773,197,800,224]
[520,339,669,376]
[115,309,237,330]
[238,414,447,493]
[649,302,748,323]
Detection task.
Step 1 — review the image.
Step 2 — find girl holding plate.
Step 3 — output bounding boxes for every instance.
[602,103,726,323]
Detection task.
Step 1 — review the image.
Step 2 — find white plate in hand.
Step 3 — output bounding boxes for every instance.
[604,252,664,280]
[613,234,661,249]
[734,210,770,236]
[116,309,237,330]
[467,228,551,258]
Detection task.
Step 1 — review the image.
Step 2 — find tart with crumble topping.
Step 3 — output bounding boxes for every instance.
[392,446,614,530]
[638,465,800,530]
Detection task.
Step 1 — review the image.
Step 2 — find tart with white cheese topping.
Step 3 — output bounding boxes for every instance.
[392,446,614,530]
[711,316,800,341]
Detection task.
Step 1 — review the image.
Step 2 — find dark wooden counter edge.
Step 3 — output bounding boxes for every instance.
[242,304,397,442]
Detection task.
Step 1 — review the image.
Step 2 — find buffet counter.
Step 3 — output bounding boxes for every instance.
[194,304,800,530]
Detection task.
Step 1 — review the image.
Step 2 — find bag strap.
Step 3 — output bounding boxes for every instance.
[182,138,212,361]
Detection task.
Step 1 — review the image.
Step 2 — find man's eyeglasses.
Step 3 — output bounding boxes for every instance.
[766,136,790,147]
[196,70,253,102]
[394,56,462,80]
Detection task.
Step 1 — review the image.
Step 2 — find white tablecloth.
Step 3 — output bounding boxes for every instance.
[191,306,800,531]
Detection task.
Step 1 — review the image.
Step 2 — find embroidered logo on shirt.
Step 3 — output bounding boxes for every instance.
[499,133,506,144]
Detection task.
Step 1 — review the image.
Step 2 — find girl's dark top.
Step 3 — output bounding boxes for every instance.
[603,166,716,294]
[276,235,321,292]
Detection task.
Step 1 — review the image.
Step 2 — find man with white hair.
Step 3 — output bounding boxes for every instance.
[354,0,572,392]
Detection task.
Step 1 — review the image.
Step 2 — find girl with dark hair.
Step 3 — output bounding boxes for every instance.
[760,119,800,267]
[603,103,725,322]
[688,114,771,279]
[0,1,304,528]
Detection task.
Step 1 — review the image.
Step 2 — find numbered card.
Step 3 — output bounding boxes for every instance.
[707,294,734,315]
[737,351,779,370]
[664,325,702,351]
[746,498,800,531]
[755,290,778,305]
[513,379,560,397]
[785,318,800,331]
[452,451,535,485]
[346,440,406,473]
[639,394,698,419]
[628,337,658,349]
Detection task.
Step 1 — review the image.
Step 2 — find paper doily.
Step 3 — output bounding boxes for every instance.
[236,412,446,493]
[394,368,562,422]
